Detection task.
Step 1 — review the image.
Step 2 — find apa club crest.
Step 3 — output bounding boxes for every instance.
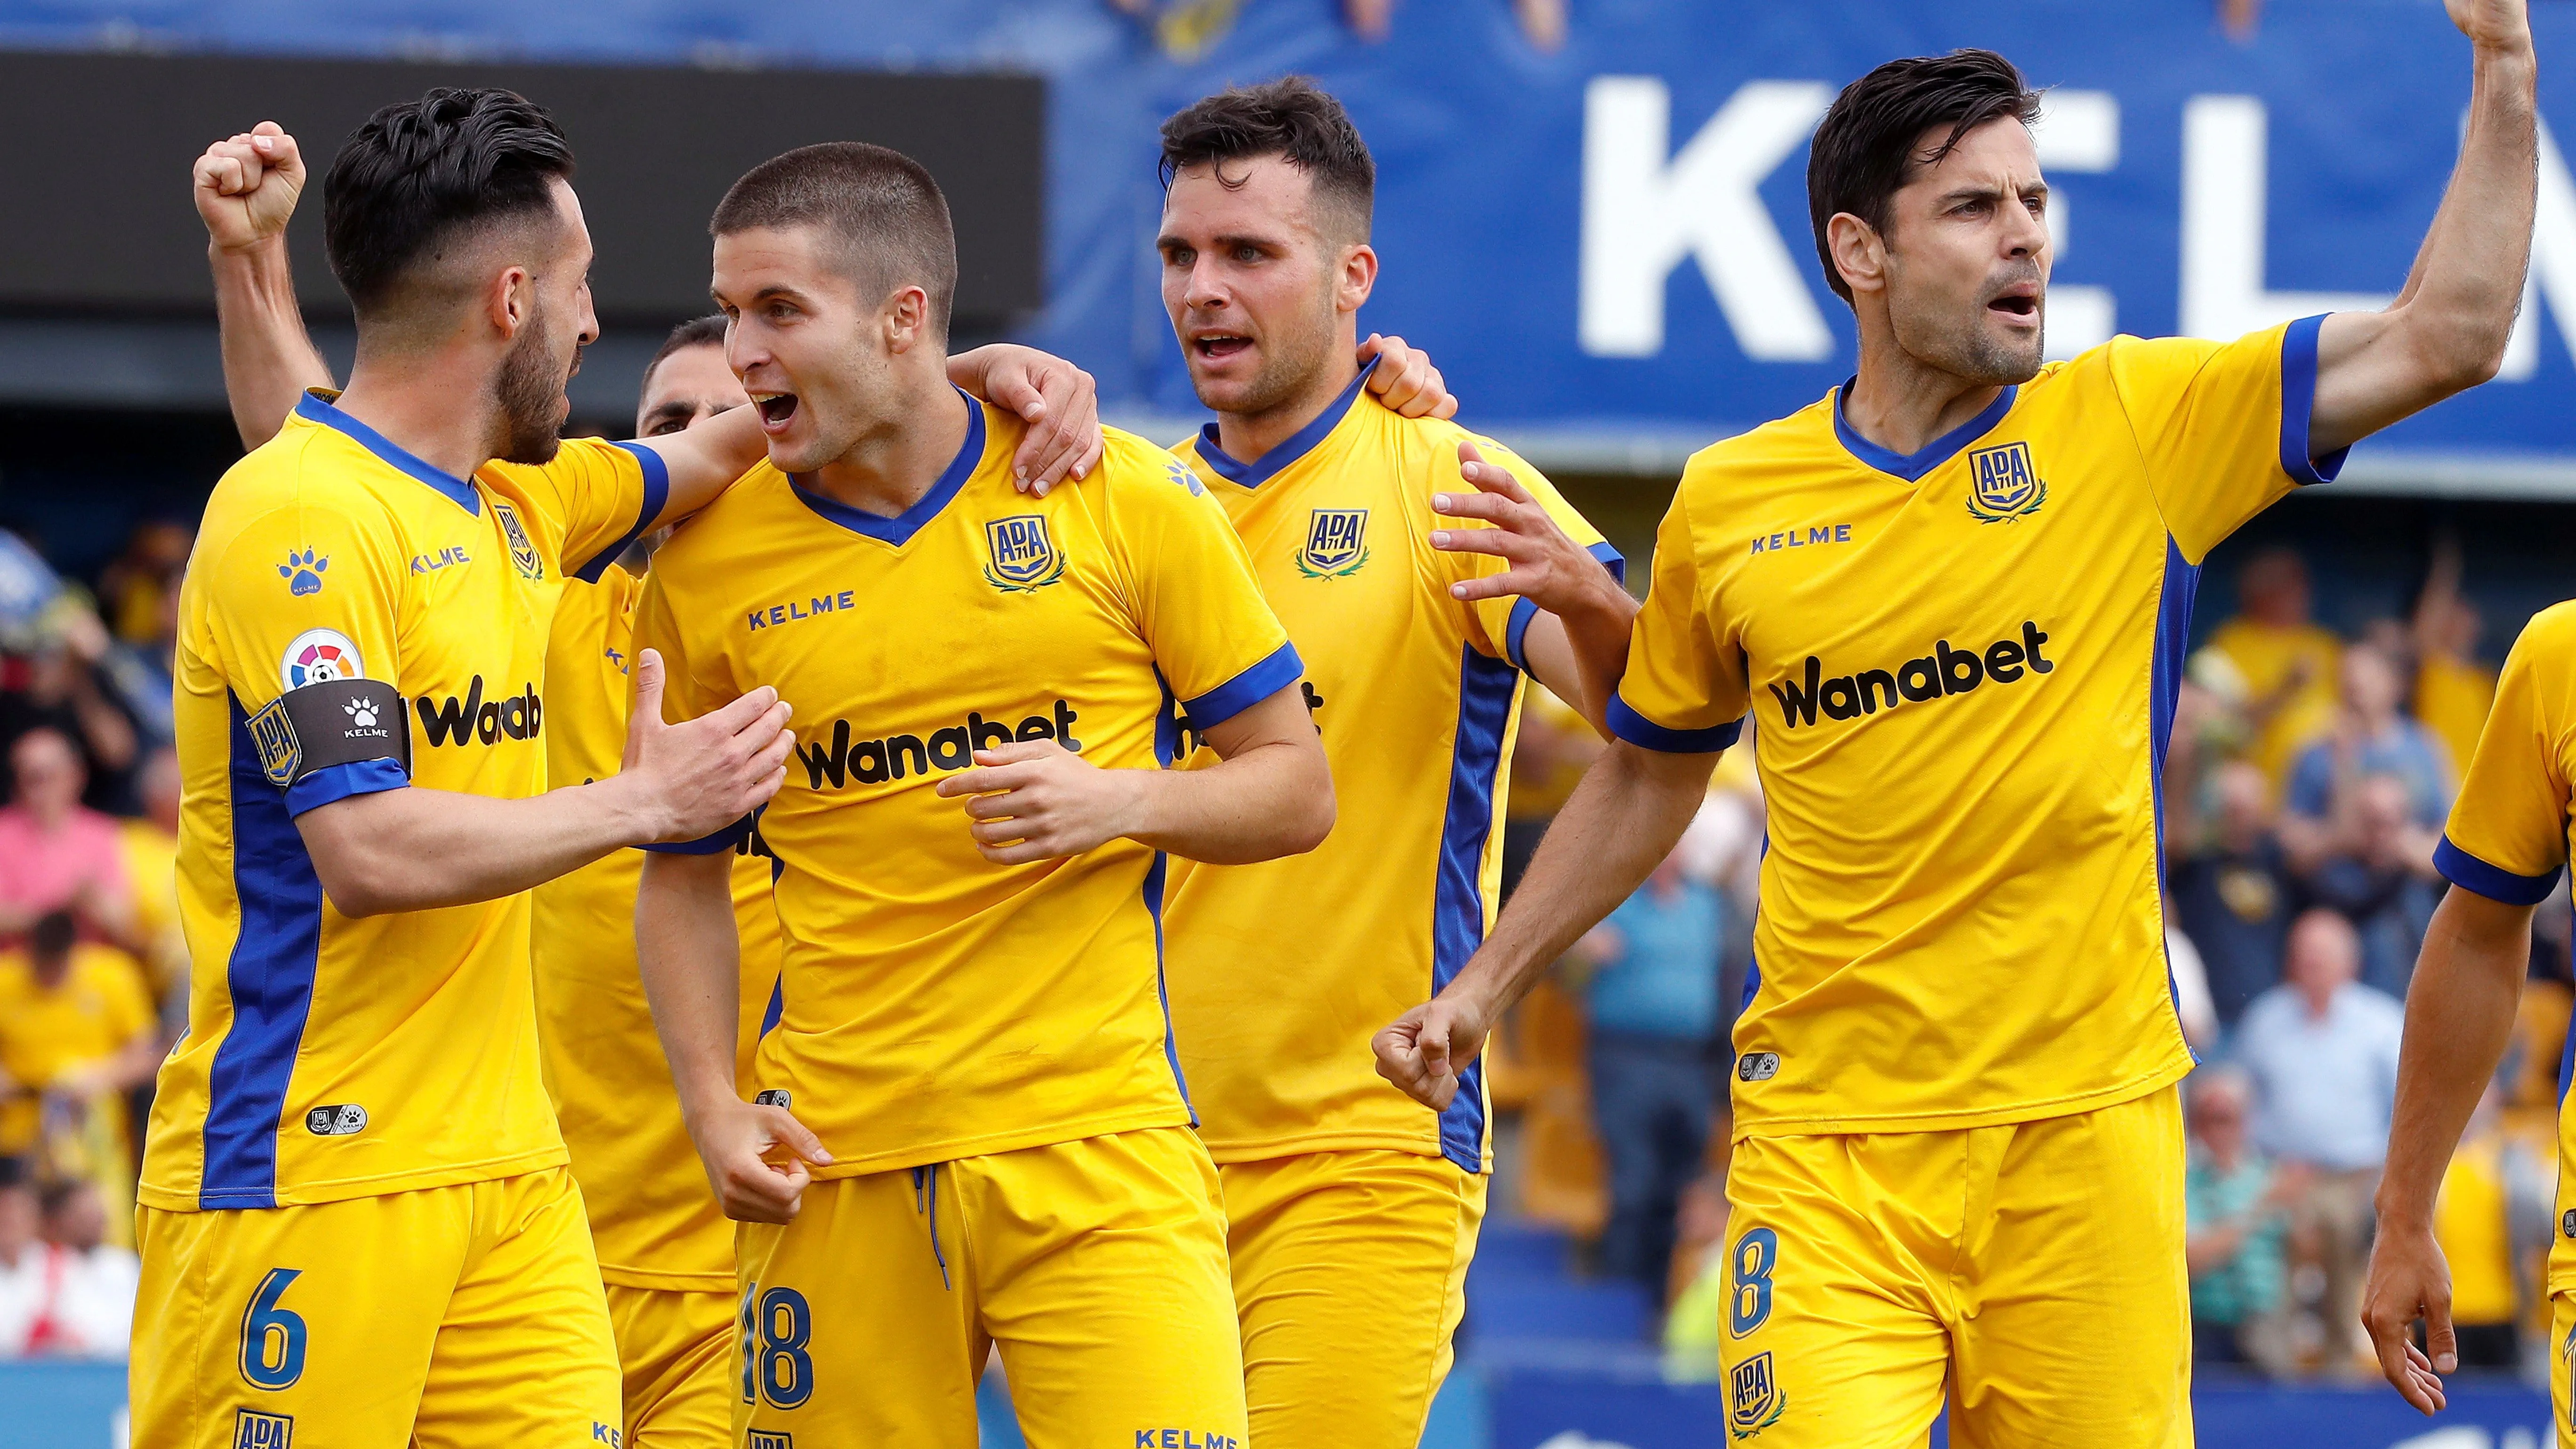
[983,515,1067,593]
[1294,507,1370,579]
[1964,440,2046,524]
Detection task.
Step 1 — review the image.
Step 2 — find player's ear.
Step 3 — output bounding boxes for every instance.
[488,264,535,340]
[884,284,933,356]
[1825,212,1887,298]
[1337,242,1377,314]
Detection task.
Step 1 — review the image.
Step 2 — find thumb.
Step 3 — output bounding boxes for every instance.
[1358,331,1385,362]
[2424,1296,2458,1375]
[767,1107,833,1167]
[1420,1010,1453,1078]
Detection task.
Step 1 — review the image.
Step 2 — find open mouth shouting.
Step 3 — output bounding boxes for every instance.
[753,392,800,432]
[1987,281,2042,322]
[1190,331,1254,362]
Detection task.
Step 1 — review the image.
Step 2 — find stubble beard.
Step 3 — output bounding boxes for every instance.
[496,303,573,467]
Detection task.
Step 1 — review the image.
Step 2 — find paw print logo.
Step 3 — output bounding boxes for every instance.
[343,697,378,729]
[278,548,329,596]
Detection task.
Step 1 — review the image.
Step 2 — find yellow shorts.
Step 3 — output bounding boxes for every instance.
[733,1126,1245,1449]
[1718,1087,2190,1449]
[2550,1290,2576,1446]
[1219,1149,1486,1449]
[605,1284,734,1449]
[130,1165,621,1449]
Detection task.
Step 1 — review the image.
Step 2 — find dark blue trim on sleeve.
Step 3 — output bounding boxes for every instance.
[2433,834,2564,906]
[2278,314,2350,486]
[1605,692,1742,753]
[572,442,673,583]
[1181,642,1304,731]
[643,815,756,855]
[1504,541,1626,673]
[283,758,410,819]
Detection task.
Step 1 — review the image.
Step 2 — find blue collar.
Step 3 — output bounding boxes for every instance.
[790,387,986,547]
[293,390,481,515]
[1192,357,1378,489]
[1832,380,2018,483]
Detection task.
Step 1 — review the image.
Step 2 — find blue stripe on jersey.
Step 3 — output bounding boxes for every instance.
[1832,380,2018,483]
[1605,692,1743,754]
[790,388,985,546]
[1181,642,1303,732]
[2278,315,2351,487]
[283,758,408,818]
[1505,541,1629,672]
[2148,535,2204,1060]
[759,974,784,1038]
[1191,359,1379,489]
[2559,986,2576,1106]
[571,443,673,583]
[1432,647,1519,1173]
[201,693,329,1209]
[1143,851,1194,1122]
[293,392,480,515]
[2433,834,2565,906]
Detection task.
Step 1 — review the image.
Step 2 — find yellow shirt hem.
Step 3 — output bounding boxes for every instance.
[804,1105,1194,1181]
[1199,1126,1491,1171]
[137,1145,570,1213]
[1727,1055,2195,1142]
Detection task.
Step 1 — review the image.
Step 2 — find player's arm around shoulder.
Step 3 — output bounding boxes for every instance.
[933,433,1333,867]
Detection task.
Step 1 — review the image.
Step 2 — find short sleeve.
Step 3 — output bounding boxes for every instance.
[2434,613,2574,906]
[488,437,667,584]
[1431,438,1626,672]
[631,563,754,855]
[2108,317,2345,565]
[1109,448,1300,733]
[199,502,411,817]
[1605,484,1745,753]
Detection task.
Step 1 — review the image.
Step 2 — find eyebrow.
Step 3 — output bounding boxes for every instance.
[1156,230,1289,253]
[1939,178,2049,207]
[641,401,699,433]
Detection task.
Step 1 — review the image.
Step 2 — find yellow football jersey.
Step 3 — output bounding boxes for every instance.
[1614,318,2345,1137]
[2432,598,2576,1292]
[532,565,787,1291]
[0,942,154,1156]
[1162,377,1616,1170]
[634,394,1298,1178]
[143,390,663,1211]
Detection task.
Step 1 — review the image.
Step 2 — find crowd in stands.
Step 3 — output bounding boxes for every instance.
[1494,540,2568,1384]
[0,519,188,1359]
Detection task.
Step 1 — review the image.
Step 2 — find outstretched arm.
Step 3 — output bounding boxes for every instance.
[1374,739,1715,1109]
[2311,0,2537,454]
[2361,884,2536,1414]
[195,123,333,450]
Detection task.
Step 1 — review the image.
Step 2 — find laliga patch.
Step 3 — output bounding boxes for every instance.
[280,628,363,691]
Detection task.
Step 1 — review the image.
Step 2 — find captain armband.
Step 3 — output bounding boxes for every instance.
[249,679,412,790]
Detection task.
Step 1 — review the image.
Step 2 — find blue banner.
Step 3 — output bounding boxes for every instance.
[3,0,2573,475]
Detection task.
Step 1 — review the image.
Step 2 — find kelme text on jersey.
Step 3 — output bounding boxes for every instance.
[796,701,1084,789]
[1767,621,2054,727]
[414,675,545,747]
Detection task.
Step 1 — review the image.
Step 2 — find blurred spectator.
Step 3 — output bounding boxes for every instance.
[95,519,191,649]
[0,911,159,1242]
[19,1178,136,1358]
[2298,773,2442,998]
[97,571,179,751]
[0,729,135,944]
[2232,910,2404,1376]
[2170,761,2295,1027]
[2206,548,2341,799]
[0,1158,35,1355]
[2431,1086,2535,1373]
[1503,684,1602,898]
[2185,1067,2302,1376]
[2282,642,2454,846]
[118,746,186,1008]
[1659,1171,1735,1380]
[2411,539,2496,785]
[1569,847,1725,1300]
[0,598,140,814]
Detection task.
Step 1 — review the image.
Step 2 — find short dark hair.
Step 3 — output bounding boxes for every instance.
[1159,76,1375,242]
[644,314,728,387]
[712,143,957,344]
[28,910,73,963]
[322,88,577,321]
[1805,49,2042,304]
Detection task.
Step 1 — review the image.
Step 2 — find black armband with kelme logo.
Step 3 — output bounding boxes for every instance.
[249,679,412,789]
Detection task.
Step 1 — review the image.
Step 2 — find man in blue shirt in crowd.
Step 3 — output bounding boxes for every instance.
[1570,846,1726,1300]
